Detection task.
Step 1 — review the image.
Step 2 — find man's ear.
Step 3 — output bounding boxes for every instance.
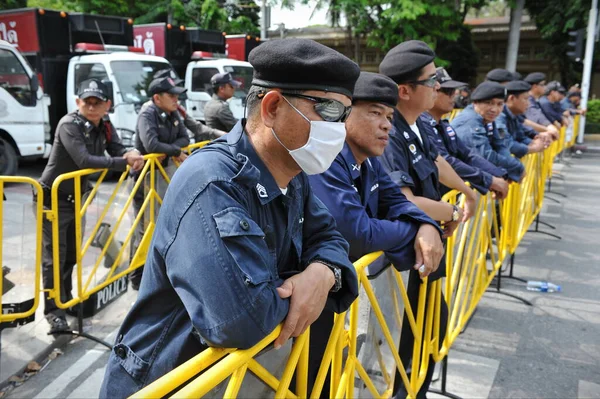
[397,84,412,101]
[261,90,284,128]
[75,98,82,107]
[105,99,112,111]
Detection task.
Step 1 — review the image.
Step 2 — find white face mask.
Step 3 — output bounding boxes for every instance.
[271,96,347,175]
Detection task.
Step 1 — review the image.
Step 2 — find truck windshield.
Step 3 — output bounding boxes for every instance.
[222,65,253,99]
[110,60,174,103]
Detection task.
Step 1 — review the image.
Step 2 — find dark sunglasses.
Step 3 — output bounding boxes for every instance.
[281,92,352,122]
[439,88,456,96]
[409,75,439,88]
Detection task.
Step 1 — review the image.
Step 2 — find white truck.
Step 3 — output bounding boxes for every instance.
[0,8,173,174]
[0,39,50,175]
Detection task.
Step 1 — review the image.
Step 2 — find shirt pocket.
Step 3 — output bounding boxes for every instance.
[213,207,275,285]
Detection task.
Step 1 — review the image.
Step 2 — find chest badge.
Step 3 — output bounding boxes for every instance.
[409,144,417,155]
[256,183,268,198]
[352,164,360,171]
[403,131,410,140]
[174,120,179,127]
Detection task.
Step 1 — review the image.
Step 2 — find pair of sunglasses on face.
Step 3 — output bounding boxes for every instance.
[256,90,352,123]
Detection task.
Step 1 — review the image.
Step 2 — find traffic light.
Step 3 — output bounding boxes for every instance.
[567,28,585,62]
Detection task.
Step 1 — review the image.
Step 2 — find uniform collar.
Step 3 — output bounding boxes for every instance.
[339,142,363,180]
[149,102,177,120]
[75,111,103,131]
[504,105,518,120]
[226,121,295,205]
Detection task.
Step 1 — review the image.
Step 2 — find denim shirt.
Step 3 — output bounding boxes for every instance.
[496,106,530,159]
[451,105,524,182]
[100,122,358,398]
[309,142,441,276]
[419,112,506,195]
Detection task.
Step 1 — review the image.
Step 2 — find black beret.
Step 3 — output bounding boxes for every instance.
[352,72,399,108]
[471,81,507,101]
[248,38,360,98]
[379,40,436,83]
[524,72,546,84]
[567,91,581,99]
[505,80,531,95]
[513,71,523,80]
[486,68,515,83]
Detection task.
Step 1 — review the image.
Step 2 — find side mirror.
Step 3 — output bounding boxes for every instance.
[102,80,115,113]
[30,74,39,106]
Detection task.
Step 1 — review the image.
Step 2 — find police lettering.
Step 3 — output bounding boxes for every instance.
[96,276,128,310]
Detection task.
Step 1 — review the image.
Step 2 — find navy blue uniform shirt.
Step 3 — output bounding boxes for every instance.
[100,122,358,398]
[379,108,446,280]
[451,105,524,182]
[309,142,441,276]
[496,106,530,159]
[420,112,507,194]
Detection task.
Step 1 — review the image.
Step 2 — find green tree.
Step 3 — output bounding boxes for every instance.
[1,0,27,8]
[525,0,591,86]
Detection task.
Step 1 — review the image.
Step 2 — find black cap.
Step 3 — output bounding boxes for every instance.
[248,38,360,98]
[486,68,515,83]
[78,79,110,101]
[524,72,546,84]
[379,40,436,84]
[471,81,507,101]
[567,91,581,99]
[505,80,532,95]
[352,72,399,108]
[546,81,566,95]
[148,77,187,96]
[154,69,183,85]
[211,72,242,88]
[436,67,466,89]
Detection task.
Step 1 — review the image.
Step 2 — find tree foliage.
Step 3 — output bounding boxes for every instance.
[525,0,591,85]
[25,0,259,35]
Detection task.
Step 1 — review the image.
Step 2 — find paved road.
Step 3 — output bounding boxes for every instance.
[3,153,600,398]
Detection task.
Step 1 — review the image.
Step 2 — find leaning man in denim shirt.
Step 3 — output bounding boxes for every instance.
[100,38,360,398]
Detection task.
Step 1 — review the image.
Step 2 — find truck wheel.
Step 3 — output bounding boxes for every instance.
[0,138,18,176]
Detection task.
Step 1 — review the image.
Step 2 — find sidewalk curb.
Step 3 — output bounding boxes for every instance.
[0,334,71,392]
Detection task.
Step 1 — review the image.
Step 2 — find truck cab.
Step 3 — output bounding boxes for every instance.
[0,39,50,175]
[185,57,253,122]
[66,51,171,147]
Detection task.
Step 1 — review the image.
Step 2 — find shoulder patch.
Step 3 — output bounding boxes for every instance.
[446,126,456,137]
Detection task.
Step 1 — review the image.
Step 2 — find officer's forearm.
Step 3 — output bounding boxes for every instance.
[523,118,548,133]
[436,155,475,199]
[401,187,452,222]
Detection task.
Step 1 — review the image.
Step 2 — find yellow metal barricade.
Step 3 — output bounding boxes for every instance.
[0,177,43,325]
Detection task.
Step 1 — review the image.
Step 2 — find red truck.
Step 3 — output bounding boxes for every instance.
[225,34,262,61]
[133,23,226,78]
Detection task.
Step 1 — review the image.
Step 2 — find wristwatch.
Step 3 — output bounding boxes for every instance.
[314,260,342,293]
[451,205,460,222]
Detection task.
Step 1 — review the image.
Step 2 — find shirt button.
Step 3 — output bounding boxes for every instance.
[115,346,126,359]
[240,220,250,231]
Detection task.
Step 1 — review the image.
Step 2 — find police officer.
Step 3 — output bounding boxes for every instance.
[496,80,548,159]
[378,40,477,399]
[451,81,526,183]
[100,38,360,398]
[309,72,445,397]
[141,69,226,142]
[203,72,240,131]
[421,68,509,199]
[540,81,569,126]
[130,76,191,290]
[38,79,144,333]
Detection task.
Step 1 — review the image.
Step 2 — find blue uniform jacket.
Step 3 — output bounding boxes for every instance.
[100,122,358,398]
[517,114,538,140]
[451,105,524,182]
[539,96,564,123]
[525,96,552,126]
[496,106,530,159]
[309,142,441,276]
[420,112,507,195]
[379,108,446,280]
